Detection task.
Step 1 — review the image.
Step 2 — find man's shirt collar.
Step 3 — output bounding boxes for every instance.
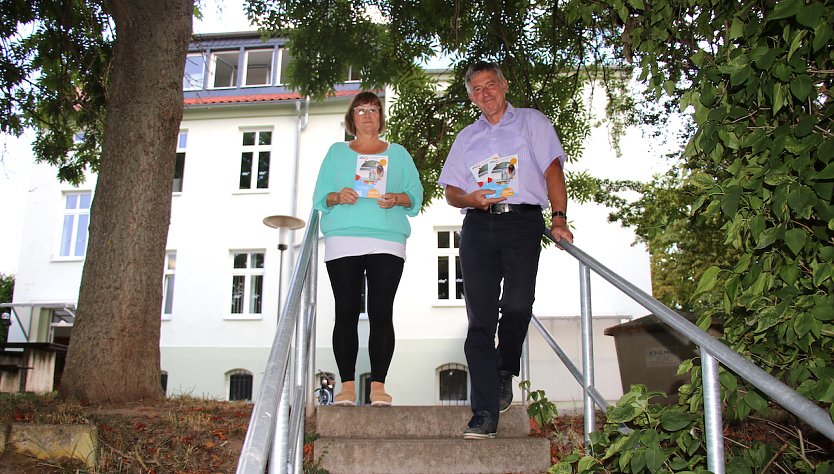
[477,102,516,126]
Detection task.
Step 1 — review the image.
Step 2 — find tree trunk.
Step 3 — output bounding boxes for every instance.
[59,0,193,403]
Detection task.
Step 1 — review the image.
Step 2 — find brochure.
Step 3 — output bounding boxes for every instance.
[469,154,518,198]
[354,154,388,198]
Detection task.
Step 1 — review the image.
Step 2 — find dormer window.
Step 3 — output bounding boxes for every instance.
[243,49,273,87]
[344,65,361,83]
[183,53,206,90]
[210,50,240,88]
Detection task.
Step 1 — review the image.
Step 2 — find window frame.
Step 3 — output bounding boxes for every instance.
[227,369,254,401]
[161,250,176,320]
[237,128,273,192]
[434,227,465,306]
[227,250,266,320]
[277,47,292,85]
[344,65,361,83]
[173,131,187,193]
[209,49,240,89]
[183,52,207,90]
[242,48,275,87]
[56,191,92,260]
[160,370,169,396]
[437,363,469,405]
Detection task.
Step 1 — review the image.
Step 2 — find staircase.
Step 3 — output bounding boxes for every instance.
[313,405,551,474]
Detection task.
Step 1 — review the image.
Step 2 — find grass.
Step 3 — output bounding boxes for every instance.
[1,392,252,473]
[3,393,829,473]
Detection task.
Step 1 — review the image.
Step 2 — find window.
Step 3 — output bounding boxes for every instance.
[358,273,370,319]
[228,369,253,401]
[243,49,273,86]
[160,370,168,395]
[230,251,265,315]
[359,373,372,406]
[343,65,361,82]
[436,229,464,301]
[210,50,239,88]
[438,363,469,405]
[239,130,272,190]
[59,192,92,258]
[277,47,292,85]
[162,251,176,317]
[183,52,206,90]
[174,131,186,192]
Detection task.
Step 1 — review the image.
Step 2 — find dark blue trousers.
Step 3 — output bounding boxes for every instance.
[459,210,544,417]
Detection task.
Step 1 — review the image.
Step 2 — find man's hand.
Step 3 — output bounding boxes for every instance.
[549,221,573,249]
[445,185,506,210]
[469,189,507,210]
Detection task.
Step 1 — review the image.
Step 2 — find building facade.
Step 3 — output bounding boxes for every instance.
[7,31,657,406]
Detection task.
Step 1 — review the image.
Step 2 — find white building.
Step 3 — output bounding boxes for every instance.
[6,31,658,406]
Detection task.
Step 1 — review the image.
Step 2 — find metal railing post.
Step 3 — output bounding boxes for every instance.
[269,369,291,474]
[701,349,725,474]
[290,288,307,473]
[237,211,320,474]
[579,262,596,447]
[530,316,609,411]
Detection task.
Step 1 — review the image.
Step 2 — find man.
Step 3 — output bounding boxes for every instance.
[438,61,573,439]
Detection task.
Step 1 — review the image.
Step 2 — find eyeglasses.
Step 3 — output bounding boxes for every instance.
[353,106,380,116]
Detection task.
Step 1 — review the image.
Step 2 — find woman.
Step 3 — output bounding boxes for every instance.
[312,91,423,406]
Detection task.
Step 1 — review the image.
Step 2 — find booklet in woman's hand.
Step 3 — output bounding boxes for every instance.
[354,154,388,198]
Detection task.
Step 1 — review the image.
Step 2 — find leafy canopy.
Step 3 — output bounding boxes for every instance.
[244,0,638,203]
[247,0,834,470]
[1,0,112,184]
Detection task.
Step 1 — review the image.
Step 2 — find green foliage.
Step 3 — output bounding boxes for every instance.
[249,0,834,426]
[521,380,558,429]
[556,385,827,473]
[246,0,637,204]
[611,169,740,312]
[674,0,834,422]
[0,0,112,184]
[0,272,12,303]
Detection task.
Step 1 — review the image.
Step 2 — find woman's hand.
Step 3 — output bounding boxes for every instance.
[377,193,399,209]
[329,187,358,206]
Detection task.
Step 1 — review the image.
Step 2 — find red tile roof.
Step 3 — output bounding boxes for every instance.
[184,89,371,106]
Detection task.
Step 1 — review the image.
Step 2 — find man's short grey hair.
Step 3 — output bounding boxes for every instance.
[464,61,507,93]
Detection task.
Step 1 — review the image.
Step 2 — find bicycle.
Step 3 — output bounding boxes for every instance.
[314,371,335,406]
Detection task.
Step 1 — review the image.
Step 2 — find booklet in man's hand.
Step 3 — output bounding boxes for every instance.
[469,154,518,198]
[354,154,388,198]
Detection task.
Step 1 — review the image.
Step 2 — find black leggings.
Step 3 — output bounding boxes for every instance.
[325,253,404,384]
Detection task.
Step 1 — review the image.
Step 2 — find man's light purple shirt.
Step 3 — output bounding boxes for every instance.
[438,103,566,210]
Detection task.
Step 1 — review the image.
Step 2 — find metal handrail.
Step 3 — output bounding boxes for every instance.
[235,211,833,473]
[530,229,834,473]
[236,210,320,474]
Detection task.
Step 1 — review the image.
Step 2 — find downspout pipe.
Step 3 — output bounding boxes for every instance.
[285,97,309,302]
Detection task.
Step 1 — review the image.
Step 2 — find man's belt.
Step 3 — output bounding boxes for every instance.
[471,203,542,214]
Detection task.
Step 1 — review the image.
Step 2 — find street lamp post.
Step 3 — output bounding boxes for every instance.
[263,215,306,320]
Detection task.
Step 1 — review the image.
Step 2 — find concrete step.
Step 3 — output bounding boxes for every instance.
[314,437,551,474]
[316,404,531,438]
[0,423,98,470]
[314,405,551,474]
